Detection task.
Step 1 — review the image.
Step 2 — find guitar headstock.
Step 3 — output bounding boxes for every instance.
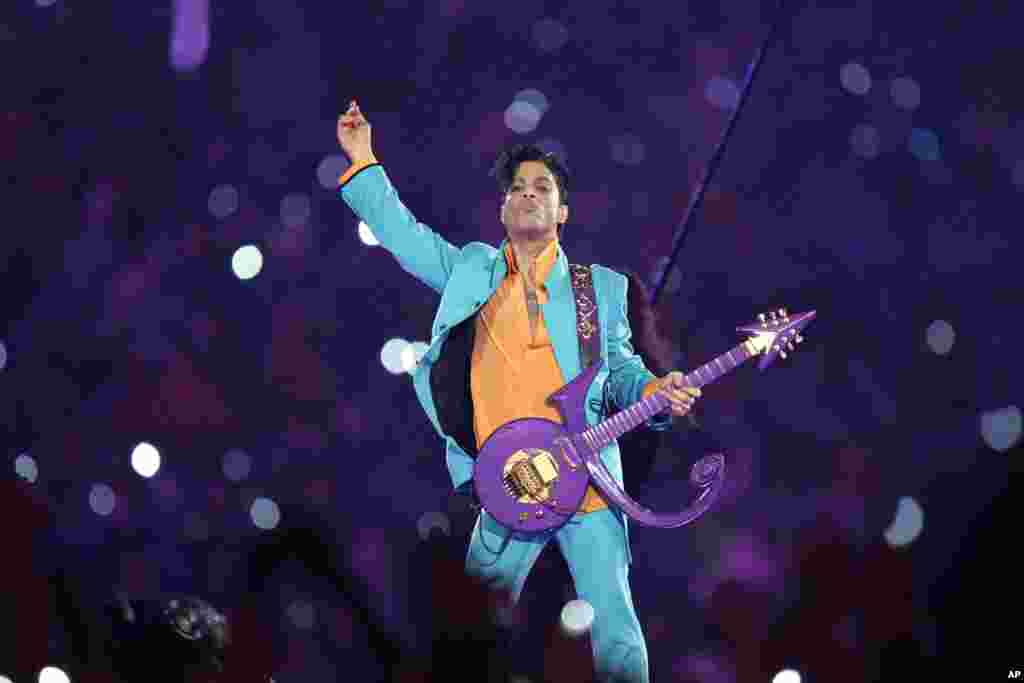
[737,308,816,370]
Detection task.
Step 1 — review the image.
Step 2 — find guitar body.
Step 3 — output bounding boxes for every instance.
[472,353,603,534]
[471,418,590,533]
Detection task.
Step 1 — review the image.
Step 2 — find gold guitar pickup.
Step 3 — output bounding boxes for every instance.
[531,452,558,484]
[504,449,559,502]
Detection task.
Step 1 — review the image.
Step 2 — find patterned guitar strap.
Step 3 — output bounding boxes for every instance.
[568,264,601,371]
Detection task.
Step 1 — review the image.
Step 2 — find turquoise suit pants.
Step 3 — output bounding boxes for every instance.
[465,508,649,683]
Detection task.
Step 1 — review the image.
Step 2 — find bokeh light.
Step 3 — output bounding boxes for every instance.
[250,496,281,529]
[416,510,451,541]
[705,75,740,110]
[840,62,872,95]
[170,0,211,72]
[38,668,70,683]
[222,448,252,482]
[131,442,161,478]
[514,88,550,116]
[850,123,881,159]
[532,17,569,53]
[979,406,1022,453]
[925,320,955,355]
[505,99,543,135]
[400,341,429,373]
[15,453,38,483]
[287,600,316,630]
[232,244,264,280]
[909,128,941,161]
[890,76,921,110]
[883,496,924,547]
[280,192,312,228]
[380,338,410,375]
[772,669,802,683]
[559,599,594,637]
[89,483,117,517]
[318,153,349,189]
[358,221,380,246]
[0,339,7,370]
[207,184,239,218]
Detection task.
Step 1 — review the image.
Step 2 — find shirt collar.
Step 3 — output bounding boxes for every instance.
[503,238,560,285]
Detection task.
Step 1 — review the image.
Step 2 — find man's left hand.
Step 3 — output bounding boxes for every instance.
[650,371,701,417]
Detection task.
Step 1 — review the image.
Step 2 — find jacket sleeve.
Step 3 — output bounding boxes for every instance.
[337,160,461,294]
[605,273,673,431]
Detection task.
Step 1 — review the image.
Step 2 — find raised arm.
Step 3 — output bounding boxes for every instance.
[336,101,460,294]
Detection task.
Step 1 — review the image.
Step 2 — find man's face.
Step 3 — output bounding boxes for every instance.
[500,160,568,239]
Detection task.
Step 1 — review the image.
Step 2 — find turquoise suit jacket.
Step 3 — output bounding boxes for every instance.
[338,163,671,563]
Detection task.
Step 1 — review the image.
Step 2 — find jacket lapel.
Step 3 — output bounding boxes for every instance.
[489,238,510,289]
[541,245,581,383]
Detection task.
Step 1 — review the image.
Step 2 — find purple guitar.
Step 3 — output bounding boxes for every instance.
[472,308,816,533]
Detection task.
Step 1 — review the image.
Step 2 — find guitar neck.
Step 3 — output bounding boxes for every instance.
[577,339,756,451]
[681,339,757,389]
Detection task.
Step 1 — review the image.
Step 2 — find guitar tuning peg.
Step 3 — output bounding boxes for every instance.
[778,308,788,318]
[779,348,788,359]
[786,341,795,351]
[795,334,804,343]
[758,313,766,324]
[768,311,777,322]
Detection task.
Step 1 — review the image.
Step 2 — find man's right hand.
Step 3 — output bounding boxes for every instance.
[337,100,374,163]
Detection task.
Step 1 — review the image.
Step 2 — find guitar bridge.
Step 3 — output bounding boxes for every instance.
[503,451,559,502]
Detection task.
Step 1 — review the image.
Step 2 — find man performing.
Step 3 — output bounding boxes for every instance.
[336,100,701,682]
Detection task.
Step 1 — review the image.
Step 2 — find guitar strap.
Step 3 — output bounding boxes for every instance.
[568,264,601,370]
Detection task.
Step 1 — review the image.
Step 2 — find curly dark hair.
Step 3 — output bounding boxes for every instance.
[489,142,570,240]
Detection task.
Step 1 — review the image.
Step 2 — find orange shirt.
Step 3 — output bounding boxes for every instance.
[470,239,614,513]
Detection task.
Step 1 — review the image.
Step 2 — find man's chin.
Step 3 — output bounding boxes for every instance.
[506,223,555,239]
